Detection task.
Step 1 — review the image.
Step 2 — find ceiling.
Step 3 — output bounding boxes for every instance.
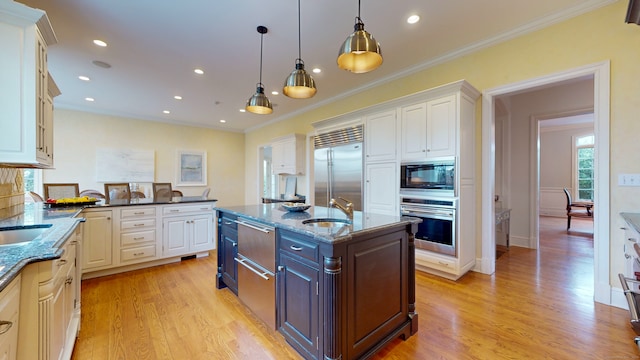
[17,0,613,133]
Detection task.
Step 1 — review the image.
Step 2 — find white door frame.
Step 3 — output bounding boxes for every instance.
[480,61,611,305]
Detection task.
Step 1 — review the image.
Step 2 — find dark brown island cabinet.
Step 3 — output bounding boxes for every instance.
[216,205,420,360]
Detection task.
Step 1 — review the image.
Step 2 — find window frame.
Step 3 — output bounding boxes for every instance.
[571,133,594,202]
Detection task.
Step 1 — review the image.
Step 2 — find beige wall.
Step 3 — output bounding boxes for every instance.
[44,109,245,207]
[243,2,640,283]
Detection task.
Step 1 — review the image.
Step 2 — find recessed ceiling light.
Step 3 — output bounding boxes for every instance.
[78,75,90,81]
[93,39,107,47]
[220,120,226,123]
[174,95,182,100]
[163,110,170,114]
[239,109,246,113]
[194,68,204,75]
[312,68,321,74]
[271,91,279,95]
[407,15,420,24]
[85,97,94,102]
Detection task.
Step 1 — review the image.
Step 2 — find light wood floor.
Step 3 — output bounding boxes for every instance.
[71,216,638,359]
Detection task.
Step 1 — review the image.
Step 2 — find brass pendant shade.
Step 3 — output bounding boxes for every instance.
[337,1,382,73]
[246,26,273,115]
[246,84,272,114]
[283,0,316,99]
[283,59,316,98]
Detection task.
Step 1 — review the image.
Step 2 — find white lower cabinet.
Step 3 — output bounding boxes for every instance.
[162,204,214,257]
[82,209,112,270]
[81,201,216,278]
[0,275,21,360]
[18,223,82,360]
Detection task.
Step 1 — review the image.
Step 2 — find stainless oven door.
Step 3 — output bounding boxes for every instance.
[402,205,456,257]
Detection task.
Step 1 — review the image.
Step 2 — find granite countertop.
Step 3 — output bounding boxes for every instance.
[621,213,640,233]
[86,195,217,207]
[217,203,420,244]
[0,203,84,292]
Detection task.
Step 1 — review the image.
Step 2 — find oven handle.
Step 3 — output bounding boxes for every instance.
[401,207,454,219]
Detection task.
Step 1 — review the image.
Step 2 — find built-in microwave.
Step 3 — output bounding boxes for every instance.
[400,158,455,195]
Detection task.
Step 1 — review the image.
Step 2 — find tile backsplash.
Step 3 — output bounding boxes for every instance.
[0,167,24,219]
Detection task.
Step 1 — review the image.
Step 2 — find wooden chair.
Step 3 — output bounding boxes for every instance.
[104,183,131,203]
[79,189,105,199]
[152,183,172,198]
[202,188,210,199]
[172,190,183,197]
[563,187,593,230]
[131,191,146,199]
[43,183,79,200]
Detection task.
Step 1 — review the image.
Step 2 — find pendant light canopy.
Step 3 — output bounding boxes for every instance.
[246,26,273,115]
[283,0,316,99]
[337,0,382,74]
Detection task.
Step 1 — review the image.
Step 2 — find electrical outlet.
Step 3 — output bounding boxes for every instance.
[619,173,640,186]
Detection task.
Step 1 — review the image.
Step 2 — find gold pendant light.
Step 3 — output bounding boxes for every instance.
[246,26,273,115]
[283,0,316,98]
[337,0,382,73]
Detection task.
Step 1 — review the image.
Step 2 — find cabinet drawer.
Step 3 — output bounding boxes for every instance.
[121,207,156,218]
[219,214,238,230]
[121,218,156,230]
[164,203,213,215]
[120,230,156,246]
[280,231,319,263]
[120,245,156,262]
[415,249,457,274]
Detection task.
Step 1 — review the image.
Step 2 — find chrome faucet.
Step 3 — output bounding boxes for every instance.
[329,197,354,219]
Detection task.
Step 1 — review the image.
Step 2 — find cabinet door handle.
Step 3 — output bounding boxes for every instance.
[58,259,67,266]
[65,276,73,285]
[133,252,145,257]
[628,238,637,242]
[626,253,631,259]
[134,212,145,215]
[232,243,237,247]
[0,321,12,335]
[133,223,145,227]
[290,245,303,251]
[133,237,145,240]
[170,209,180,213]
[278,265,285,272]
[107,217,111,220]
[621,227,628,230]
[224,221,234,225]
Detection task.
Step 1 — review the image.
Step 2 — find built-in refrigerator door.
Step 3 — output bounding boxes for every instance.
[314,147,330,208]
[329,143,363,211]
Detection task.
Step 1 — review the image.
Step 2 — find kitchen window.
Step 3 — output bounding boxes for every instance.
[574,134,594,202]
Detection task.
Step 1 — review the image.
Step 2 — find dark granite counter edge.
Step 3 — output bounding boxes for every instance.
[0,217,83,292]
[216,206,421,244]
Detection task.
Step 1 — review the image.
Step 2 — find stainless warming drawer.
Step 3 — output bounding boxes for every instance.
[235,218,276,328]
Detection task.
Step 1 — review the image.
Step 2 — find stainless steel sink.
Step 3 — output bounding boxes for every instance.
[302,218,352,228]
[0,225,52,246]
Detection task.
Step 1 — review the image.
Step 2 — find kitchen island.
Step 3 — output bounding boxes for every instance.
[216,204,420,360]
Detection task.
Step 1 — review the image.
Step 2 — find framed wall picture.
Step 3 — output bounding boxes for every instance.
[176,150,207,186]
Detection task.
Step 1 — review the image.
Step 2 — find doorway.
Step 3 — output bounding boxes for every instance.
[481,61,611,305]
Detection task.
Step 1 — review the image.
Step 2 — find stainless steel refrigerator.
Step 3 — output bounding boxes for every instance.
[313,126,363,211]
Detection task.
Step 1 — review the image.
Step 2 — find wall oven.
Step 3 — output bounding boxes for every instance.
[400,195,456,257]
[400,158,455,196]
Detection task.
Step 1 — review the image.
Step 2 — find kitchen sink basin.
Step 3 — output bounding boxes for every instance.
[302,218,352,228]
[0,225,52,246]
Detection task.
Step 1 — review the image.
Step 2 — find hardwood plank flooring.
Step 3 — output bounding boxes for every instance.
[71,216,638,359]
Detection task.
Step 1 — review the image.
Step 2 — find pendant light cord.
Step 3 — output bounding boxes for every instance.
[357,0,361,21]
[297,0,301,61]
[259,30,264,86]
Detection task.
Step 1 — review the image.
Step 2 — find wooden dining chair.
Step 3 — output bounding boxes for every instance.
[43,183,79,200]
[172,190,183,197]
[152,183,172,198]
[104,183,131,203]
[79,189,105,199]
[131,191,146,199]
[563,187,593,230]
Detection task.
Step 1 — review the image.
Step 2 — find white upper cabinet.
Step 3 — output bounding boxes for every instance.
[364,109,397,162]
[400,102,428,161]
[0,1,58,168]
[425,94,457,159]
[400,95,457,162]
[272,134,305,175]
